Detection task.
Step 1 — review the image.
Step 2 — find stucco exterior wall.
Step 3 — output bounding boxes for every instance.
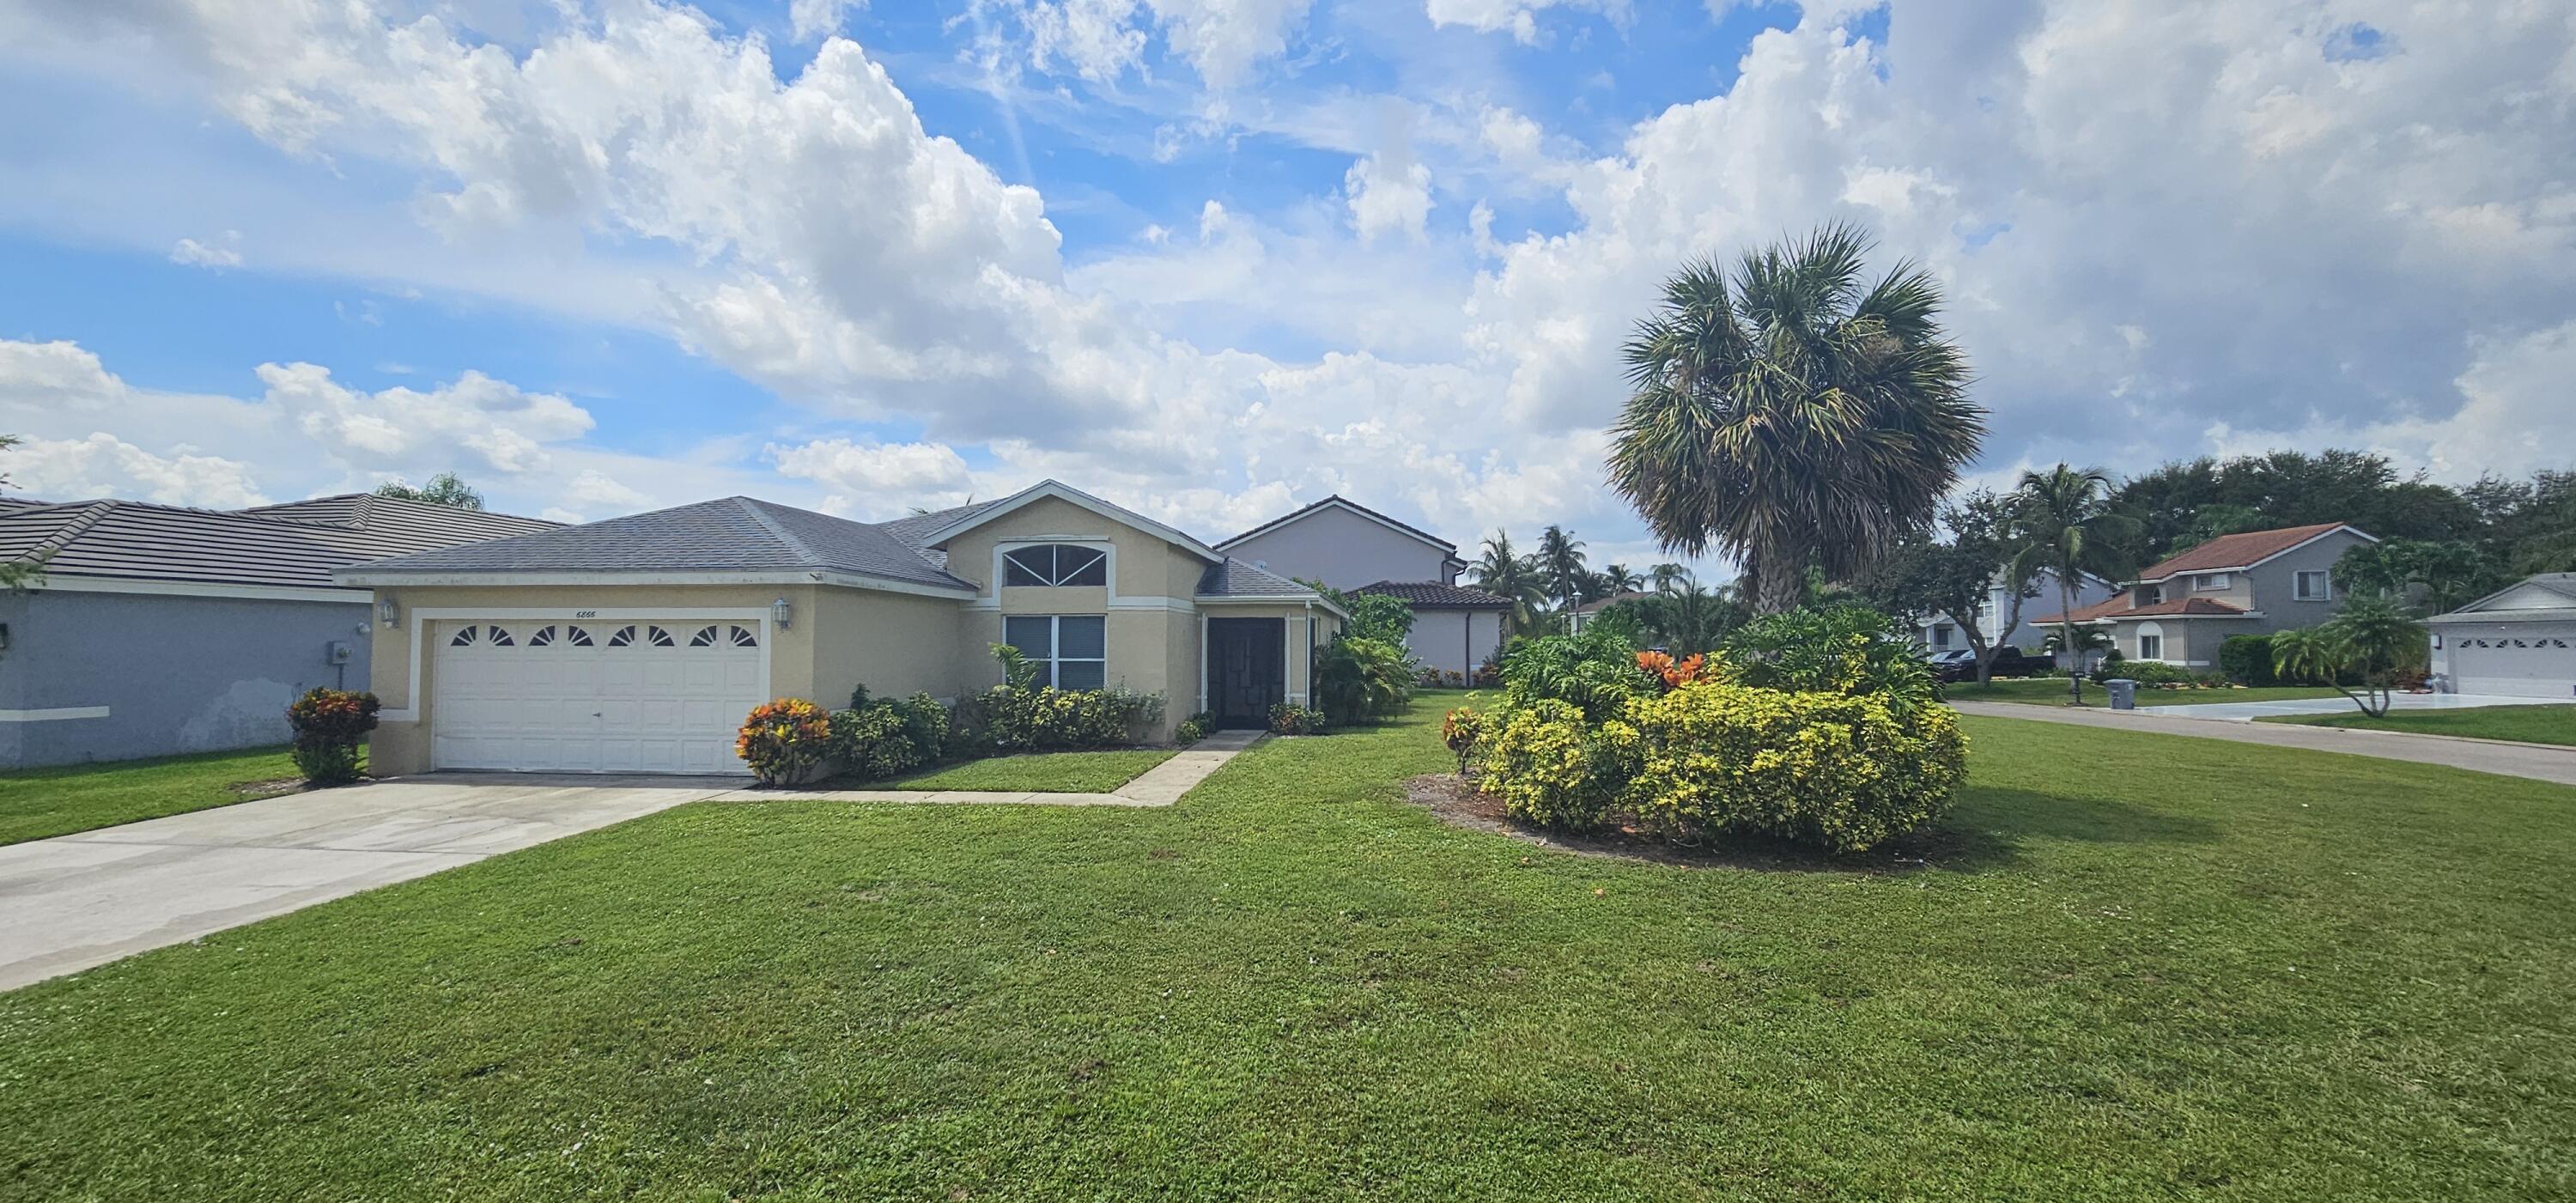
[363,583,829,775]
[1221,506,1455,590]
[1407,609,1505,677]
[811,586,967,708]
[0,589,374,769]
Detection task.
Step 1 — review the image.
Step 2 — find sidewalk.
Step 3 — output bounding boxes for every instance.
[1951,702,2576,787]
[716,729,1264,807]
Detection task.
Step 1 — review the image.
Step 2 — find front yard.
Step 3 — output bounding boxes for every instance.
[5,708,2573,1198]
[1948,677,2347,707]
[878,749,1176,793]
[2262,703,2576,746]
[0,746,298,847]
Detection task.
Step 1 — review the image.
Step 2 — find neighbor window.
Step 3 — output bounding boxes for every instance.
[2295,569,2331,601]
[2137,632,2164,659]
[1002,544,1108,587]
[1931,624,1953,648]
[1003,615,1107,690]
[2196,572,2231,591]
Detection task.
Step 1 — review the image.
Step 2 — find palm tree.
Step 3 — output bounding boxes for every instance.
[1473,530,1547,629]
[2011,465,2137,705]
[1601,563,1644,594]
[2275,597,2426,717]
[1649,562,1692,592]
[1607,222,1984,613]
[1536,525,1588,611]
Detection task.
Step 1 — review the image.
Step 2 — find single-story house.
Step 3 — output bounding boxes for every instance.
[0,493,556,769]
[338,481,1346,775]
[2032,522,2376,667]
[1566,591,1654,634]
[1214,495,1509,677]
[2427,574,2576,698]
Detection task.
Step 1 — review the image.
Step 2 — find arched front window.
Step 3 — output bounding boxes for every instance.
[2136,622,2166,662]
[1002,544,1108,587]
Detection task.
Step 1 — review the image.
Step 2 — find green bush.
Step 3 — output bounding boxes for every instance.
[966,685,1165,752]
[1721,605,1937,714]
[1267,702,1327,735]
[285,687,380,785]
[1344,592,1418,644]
[1479,698,1628,830]
[2218,635,2276,686]
[2113,660,2197,686]
[1497,625,1656,723]
[1315,635,1415,722]
[828,704,921,779]
[1619,681,1968,854]
[1175,713,1212,744]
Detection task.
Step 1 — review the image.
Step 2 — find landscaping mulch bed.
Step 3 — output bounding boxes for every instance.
[1402,773,2002,874]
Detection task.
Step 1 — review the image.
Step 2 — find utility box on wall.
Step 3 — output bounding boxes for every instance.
[326,641,353,666]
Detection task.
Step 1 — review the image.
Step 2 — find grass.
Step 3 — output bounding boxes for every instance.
[0,745,299,847]
[5,709,2575,1199]
[877,749,1176,793]
[1947,677,2348,707]
[2261,702,2576,746]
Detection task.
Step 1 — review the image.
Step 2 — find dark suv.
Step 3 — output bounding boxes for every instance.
[1931,647,2038,682]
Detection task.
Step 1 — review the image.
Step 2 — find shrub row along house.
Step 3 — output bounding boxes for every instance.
[0,494,555,769]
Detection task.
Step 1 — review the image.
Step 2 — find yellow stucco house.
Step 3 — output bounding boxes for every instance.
[338,481,1345,775]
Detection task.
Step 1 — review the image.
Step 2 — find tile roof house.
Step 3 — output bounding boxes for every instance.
[0,495,556,769]
[338,480,1350,775]
[1214,495,1509,678]
[2030,522,2377,669]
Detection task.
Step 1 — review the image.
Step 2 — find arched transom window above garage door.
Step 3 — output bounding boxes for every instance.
[1003,544,1108,587]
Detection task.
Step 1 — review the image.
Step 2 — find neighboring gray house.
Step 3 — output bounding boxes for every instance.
[2427,574,2576,698]
[1216,495,1511,677]
[2032,522,2377,668]
[1916,568,2117,654]
[0,494,555,769]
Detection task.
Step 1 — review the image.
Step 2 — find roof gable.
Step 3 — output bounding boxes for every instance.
[1218,495,1461,562]
[908,480,1222,562]
[2137,523,2373,581]
[2444,574,2576,616]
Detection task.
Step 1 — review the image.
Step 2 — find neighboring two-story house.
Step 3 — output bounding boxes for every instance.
[2031,522,2377,667]
[1915,567,2117,654]
[1214,496,1511,678]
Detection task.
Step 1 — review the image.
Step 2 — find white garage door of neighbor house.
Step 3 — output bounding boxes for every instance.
[432,619,767,774]
[2447,628,2576,700]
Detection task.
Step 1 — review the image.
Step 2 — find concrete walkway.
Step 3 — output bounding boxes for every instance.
[720,729,1263,807]
[0,774,726,992]
[1953,701,2576,787]
[2133,692,2571,722]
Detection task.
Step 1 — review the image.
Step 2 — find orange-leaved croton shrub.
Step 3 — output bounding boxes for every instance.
[285,687,380,784]
[1635,649,1722,691]
[737,698,834,785]
[1440,705,1485,775]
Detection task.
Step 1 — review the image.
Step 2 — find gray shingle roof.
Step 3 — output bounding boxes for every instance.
[240,494,558,554]
[1353,580,1515,610]
[0,498,538,590]
[1196,557,1319,598]
[343,496,975,591]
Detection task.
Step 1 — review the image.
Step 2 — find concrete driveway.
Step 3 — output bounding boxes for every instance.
[0,774,732,992]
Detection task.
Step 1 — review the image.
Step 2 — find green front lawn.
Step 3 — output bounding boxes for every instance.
[877,749,1176,793]
[6,710,2575,1198]
[0,746,300,847]
[1948,677,2348,707]
[2261,703,2576,746]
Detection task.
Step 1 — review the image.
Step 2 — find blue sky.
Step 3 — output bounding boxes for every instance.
[0,0,2568,577]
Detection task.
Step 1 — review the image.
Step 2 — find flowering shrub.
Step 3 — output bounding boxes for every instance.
[1418,667,1468,688]
[285,687,380,784]
[1440,705,1485,775]
[738,698,834,785]
[1267,702,1327,735]
[1618,682,1968,854]
[1479,698,1627,830]
[1635,649,1721,691]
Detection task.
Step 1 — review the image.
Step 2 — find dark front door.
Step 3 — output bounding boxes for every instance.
[1206,617,1285,728]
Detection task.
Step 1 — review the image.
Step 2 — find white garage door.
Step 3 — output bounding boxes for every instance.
[2447,626,2576,700]
[432,619,768,774]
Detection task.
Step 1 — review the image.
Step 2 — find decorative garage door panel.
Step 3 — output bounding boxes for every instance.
[432,621,765,774]
[2447,627,2576,700]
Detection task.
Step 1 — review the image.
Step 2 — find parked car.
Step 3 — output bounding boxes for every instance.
[1933,647,2038,682]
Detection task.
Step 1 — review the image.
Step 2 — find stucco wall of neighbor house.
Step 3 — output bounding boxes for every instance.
[362,583,826,776]
[1223,506,1455,591]
[1407,610,1505,677]
[0,589,374,769]
[2238,531,2367,633]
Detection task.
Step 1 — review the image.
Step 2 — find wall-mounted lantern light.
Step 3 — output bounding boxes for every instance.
[772,597,793,630]
[377,597,398,630]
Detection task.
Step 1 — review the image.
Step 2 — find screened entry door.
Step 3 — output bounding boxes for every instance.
[431,619,767,774]
[1206,617,1285,728]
